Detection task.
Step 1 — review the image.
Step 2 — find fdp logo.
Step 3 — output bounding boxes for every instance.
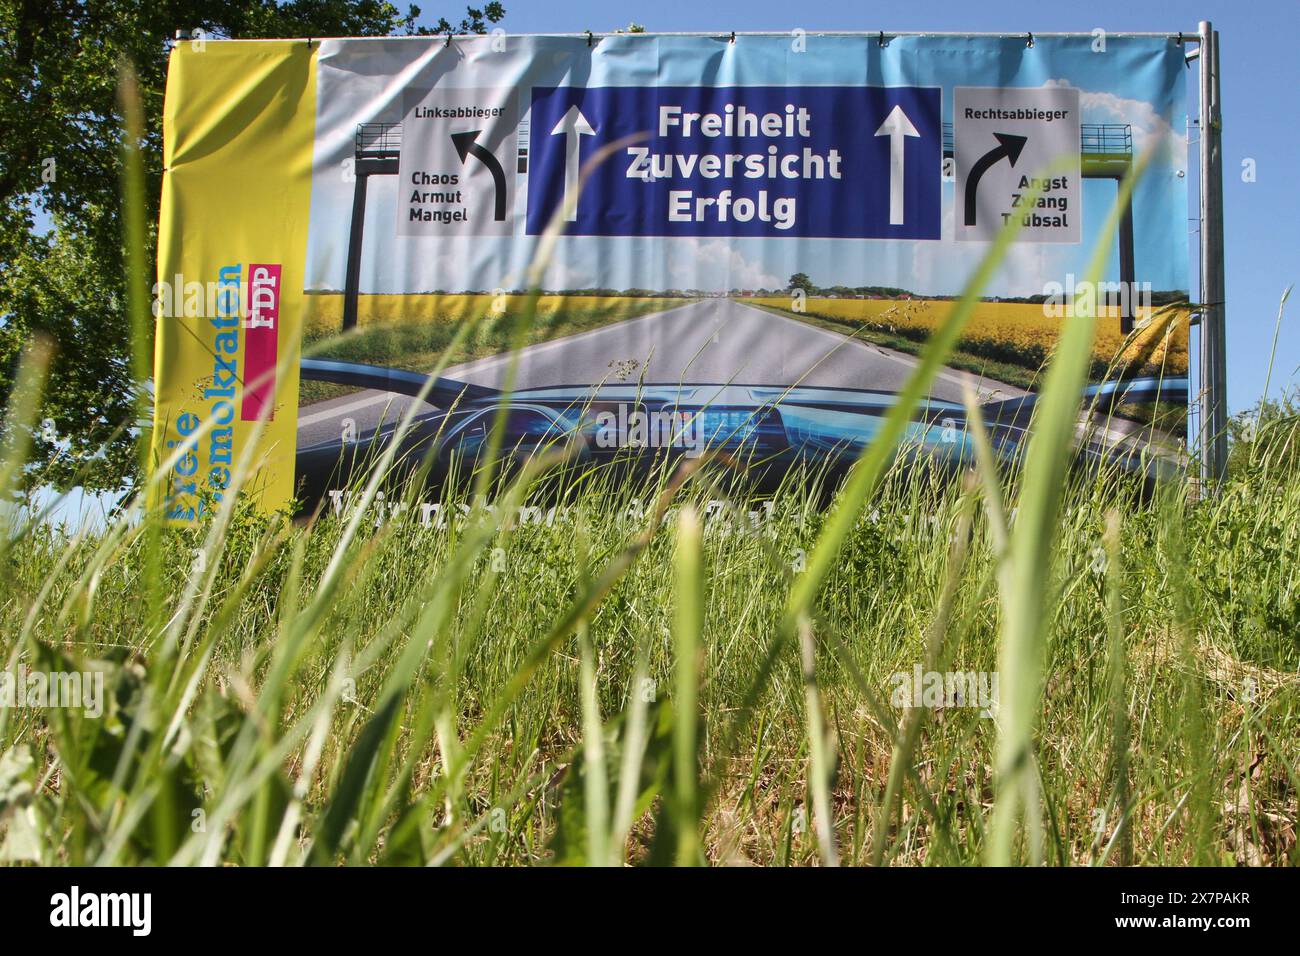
[242,263,281,422]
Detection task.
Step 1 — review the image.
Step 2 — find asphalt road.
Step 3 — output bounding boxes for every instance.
[296,298,1026,448]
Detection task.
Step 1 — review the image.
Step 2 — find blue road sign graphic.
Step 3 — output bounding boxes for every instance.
[526,85,941,240]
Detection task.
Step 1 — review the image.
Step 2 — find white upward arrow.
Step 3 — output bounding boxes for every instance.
[550,105,596,222]
[874,105,920,226]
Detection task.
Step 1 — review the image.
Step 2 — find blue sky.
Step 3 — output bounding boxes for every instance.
[456,0,1300,413]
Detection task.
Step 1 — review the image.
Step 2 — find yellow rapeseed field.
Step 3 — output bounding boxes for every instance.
[302,292,1188,379]
[304,292,675,336]
[750,296,1189,377]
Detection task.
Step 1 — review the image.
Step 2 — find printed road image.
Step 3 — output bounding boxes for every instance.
[295,298,1026,448]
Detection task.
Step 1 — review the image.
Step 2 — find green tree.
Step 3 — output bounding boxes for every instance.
[788,272,815,294]
[1227,387,1300,480]
[0,0,504,493]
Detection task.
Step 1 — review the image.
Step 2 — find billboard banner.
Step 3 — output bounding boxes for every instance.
[152,33,1190,520]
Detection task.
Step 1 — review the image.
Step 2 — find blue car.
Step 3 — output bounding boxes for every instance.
[294,357,1188,508]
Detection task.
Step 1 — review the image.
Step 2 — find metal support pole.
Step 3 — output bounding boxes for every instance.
[1198,21,1228,482]
[1118,197,1136,335]
[343,172,370,332]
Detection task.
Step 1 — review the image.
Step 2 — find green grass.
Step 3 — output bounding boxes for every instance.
[0,76,1294,868]
[2,449,1297,865]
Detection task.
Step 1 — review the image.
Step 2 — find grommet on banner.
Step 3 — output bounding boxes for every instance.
[878,31,887,48]
[1025,32,1035,48]
[586,30,594,47]
[729,31,736,44]
[1176,32,1184,46]
[445,32,453,47]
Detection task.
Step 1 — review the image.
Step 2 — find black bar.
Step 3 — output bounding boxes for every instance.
[0,866,1285,941]
[342,171,369,333]
[1118,191,1137,335]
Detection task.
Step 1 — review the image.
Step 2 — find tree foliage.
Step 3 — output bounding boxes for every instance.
[1227,386,1300,480]
[0,0,504,492]
[787,272,815,294]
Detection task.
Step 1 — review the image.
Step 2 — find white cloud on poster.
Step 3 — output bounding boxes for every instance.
[906,197,1077,298]
[1044,78,1187,165]
[662,238,784,291]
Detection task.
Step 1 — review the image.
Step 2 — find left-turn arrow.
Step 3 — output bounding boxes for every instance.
[451,130,507,221]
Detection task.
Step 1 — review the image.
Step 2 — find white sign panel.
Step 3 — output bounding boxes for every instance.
[397,87,518,236]
[954,86,1081,243]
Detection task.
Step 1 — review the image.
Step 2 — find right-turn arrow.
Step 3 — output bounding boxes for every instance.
[963,132,1028,227]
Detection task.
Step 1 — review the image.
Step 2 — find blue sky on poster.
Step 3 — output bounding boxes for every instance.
[425,0,1298,416]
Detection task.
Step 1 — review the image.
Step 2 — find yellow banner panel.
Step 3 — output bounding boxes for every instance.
[152,40,317,520]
